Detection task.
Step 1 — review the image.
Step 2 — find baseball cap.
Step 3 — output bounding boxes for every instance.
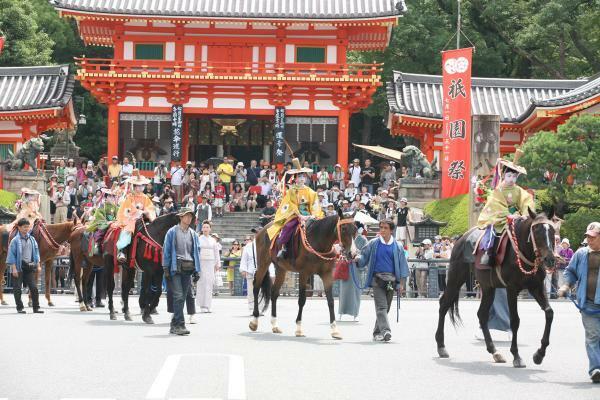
[560,238,570,245]
[585,222,600,237]
[422,239,432,246]
[400,197,408,203]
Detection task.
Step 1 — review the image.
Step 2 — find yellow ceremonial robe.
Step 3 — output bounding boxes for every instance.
[267,186,323,240]
[477,185,535,233]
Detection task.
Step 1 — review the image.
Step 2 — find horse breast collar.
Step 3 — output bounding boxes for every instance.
[506,217,554,275]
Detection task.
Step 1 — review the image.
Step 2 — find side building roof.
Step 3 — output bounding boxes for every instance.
[0,65,74,113]
[52,0,407,19]
[387,71,599,124]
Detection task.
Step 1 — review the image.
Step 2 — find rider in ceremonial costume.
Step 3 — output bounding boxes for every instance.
[115,170,156,262]
[266,158,323,259]
[86,188,118,255]
[477,149,535,266]
[6,188,43,231]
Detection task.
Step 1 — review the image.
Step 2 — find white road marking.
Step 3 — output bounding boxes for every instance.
[146,353,246,400]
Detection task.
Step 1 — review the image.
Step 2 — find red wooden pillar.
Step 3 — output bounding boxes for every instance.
[337,108,350,170]
[422,130,435,162]
[21,123,32,142]
[182,114,189,164]
[107,103,119,160]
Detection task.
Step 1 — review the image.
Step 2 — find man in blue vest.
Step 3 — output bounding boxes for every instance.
[353,219,409,342]
[6,218,42,314]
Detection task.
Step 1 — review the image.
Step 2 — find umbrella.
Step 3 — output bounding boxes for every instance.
[353,144,404,163]
[354,210,379,225]
[204,157,224,166]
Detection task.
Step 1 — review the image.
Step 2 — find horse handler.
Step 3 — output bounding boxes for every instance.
[162,208,201,336]
[7,218,43,314]
[558,222,600,383]
[353,219,409,342]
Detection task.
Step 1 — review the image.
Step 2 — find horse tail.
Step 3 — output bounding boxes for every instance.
[444,235,471,328]
[259,267,271,314]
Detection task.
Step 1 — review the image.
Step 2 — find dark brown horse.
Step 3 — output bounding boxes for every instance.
[68,225,105,312]
[0,219,79,307]
[104,213,180,321]
[249,211,356,339]
[435,209,556,368]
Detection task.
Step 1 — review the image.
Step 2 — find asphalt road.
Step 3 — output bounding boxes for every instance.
[0,294,597,400]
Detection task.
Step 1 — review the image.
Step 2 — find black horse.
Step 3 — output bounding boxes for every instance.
[250,211,356,339]
[105,213,180,321]
[436,209,557,368]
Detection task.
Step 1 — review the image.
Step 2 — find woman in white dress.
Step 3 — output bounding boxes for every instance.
[196,221,221,312]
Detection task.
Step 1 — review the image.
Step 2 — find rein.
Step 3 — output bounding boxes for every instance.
[506,218,555,276]
[129,222,163,268]
[36,221,62,251]
[298,217,354,261]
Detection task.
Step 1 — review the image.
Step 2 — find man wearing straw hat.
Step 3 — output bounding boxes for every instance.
[115,170,156,262]
[477,149,535,266]
[266,158,323,259]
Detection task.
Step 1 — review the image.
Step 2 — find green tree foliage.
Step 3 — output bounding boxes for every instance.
[562,207,600,249]
[0,0,53,66]
[423,194,469,237]
[518,114,600,214]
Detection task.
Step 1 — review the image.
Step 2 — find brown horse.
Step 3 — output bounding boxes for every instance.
[249,211,356,339]
[0,218,79,307]
[68,225,104,312]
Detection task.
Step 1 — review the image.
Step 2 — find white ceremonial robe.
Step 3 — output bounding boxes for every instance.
[196,235,220,311]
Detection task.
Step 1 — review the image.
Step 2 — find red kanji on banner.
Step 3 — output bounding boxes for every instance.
[0,35,5,55]
[441,47,473,198]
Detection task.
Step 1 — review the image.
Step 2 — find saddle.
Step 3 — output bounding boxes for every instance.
[270,225,301,262]
[103,225,122,273]
[463,228,509,271]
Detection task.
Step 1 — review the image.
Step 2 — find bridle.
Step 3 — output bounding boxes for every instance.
[299,216,355,261]
[506,217,555,275]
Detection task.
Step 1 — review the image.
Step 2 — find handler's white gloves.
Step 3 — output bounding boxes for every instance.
[556,284,571,298]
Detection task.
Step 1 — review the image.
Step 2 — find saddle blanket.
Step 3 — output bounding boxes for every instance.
[462,228,509,270]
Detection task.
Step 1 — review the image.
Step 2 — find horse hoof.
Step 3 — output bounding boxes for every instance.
[533,350,544,365]
[142,315,154,324]
[48,302,55,307]
[295,331,305,337]
[124,313,132,321]
[493,352,506,363]
[86,306,93,312]
[110,313,116,321]
[249,321,258,332]
[272,327,283,334]
[513,358,526,368]
[150,308,158,315]
[28,301,32,308]
[331,331,343,340]
[438,347,450,358]
[1,300,8,306]
[79,304,87,312]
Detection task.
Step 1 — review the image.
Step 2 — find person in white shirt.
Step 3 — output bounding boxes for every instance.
[344,182,358,201]
[153,160,167,194]
[318,192,329,209]
[348,158,362,188]
[120,157,134,179]
[239,235,275,314]
[170,161,185,203]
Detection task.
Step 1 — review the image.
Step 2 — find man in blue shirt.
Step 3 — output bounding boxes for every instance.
[558,222,600,383]
[354,219,409,342]
[6,218,42,314]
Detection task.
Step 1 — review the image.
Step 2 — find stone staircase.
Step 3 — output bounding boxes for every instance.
[210,211,262,246]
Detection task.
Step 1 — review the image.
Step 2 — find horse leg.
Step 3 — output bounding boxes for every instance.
[528,281,554,365]
[478,286,505,363]
[105,257,116,320]
[249,235,272,331]
[45,260,54,306]
[149,268,163,313]
[121,267,135,321]
[270,270,286,334]
[82,264,93,311]
[295,273,308,337]
[325,284,342,340]
[0,257,7,305]
[507,287,525,368]
[73,255,86,311]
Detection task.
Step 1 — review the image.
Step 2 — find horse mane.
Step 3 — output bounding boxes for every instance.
[305,215,339,252]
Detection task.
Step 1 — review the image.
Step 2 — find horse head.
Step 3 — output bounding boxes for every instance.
[337,208,358,258]
[522,208,556,271]
[145,212,181,245]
